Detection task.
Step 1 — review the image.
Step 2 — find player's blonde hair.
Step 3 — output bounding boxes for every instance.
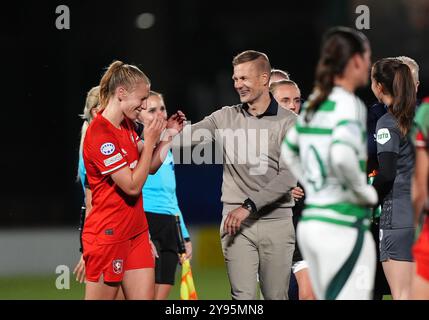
[270,69,290,81]
[77,86,100,182]
[99,60,151,109]
[269,79,299,93]
[80,86,100,122]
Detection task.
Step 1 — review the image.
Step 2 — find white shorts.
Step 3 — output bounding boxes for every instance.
[297,220,376,300]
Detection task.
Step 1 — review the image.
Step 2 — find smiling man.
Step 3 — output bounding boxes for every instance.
[176,50,297,299]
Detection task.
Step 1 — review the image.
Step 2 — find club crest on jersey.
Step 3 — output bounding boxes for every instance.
[100,142,115,155]
[376,128,391,145]
[112,259,123,274]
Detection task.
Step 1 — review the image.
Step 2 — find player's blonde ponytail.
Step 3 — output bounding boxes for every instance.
[99,60,151,110]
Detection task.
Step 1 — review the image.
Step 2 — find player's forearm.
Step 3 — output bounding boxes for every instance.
[281,141,304,182]
[150,133,174,174]
[372,152,397,206]
[129,141,157,194]
[84,188,92,217]
[330,143,377,206]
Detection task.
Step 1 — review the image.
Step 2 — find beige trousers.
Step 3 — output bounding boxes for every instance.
[220,205,295,300]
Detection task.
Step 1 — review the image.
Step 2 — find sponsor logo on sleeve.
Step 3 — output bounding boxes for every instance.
[103,153,123,167]
[376,128,391,145]
[100,142,115,155]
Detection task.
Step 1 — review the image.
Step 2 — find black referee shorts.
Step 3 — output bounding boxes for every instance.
[379,227,414,262]
[146,212,179,285]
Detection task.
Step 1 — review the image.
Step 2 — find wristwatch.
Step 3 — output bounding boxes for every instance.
[241,198,257,215]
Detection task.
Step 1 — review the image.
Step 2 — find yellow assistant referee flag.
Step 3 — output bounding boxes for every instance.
[180,254,198,300]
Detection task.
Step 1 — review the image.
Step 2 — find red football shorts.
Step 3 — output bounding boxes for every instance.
[83,231,155,282]
[413,217,429,281]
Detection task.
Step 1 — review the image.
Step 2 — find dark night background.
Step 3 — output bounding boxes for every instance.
[1,0,428,227]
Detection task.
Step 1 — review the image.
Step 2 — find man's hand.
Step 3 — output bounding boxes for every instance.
[166,111,187,137]
[223,206,251,236]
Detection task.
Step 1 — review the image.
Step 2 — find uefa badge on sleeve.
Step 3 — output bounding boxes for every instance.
[100,142,115,155]
[112,259,123,274]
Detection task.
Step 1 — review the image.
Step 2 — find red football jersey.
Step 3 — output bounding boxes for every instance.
[83,113,147,245]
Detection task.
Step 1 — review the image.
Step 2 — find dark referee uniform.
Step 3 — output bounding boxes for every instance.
[374,112,415,262]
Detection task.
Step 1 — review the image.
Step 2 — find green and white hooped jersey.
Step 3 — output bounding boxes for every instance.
[284,86,370,228]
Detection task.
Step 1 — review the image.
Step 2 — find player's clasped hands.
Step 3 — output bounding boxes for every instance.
[144,113,167,146]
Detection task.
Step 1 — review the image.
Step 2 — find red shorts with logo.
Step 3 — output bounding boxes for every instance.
[83,231,155,282]
[413,217,429,281]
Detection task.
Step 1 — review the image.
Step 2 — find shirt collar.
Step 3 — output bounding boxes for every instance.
[242,93,278,118]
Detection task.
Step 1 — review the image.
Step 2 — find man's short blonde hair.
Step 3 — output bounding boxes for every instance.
[232,50,271,75]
